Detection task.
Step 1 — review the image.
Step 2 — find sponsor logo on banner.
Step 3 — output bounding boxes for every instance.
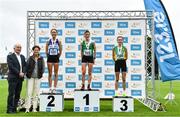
[131,22,141,28]
[104,23,115,28]
[78,45,81,51]
[131,59,142,66]
[117,22,128,28]
[65,22,76,28]
[104,44,114,50]
[91,37,102,43]
[91,22,102,28]
[91,30,102,36]
[40,82,49,88]
[104,29,115,36]
[58,75,63,81]
[104,60,114,66]
[39,22,49,28]
[92,75,102,81]
[56,82,63,87]
[93,67,102,73]
[105,68,114,73]
[96,52,102,58]
[117,30,128,35]
[105,90,115,96]
[105,75,115,81]
[59,60,63,66]
[65,82,76,88]
[131,90,142,96]
[65,52,76,58]
[65,60,76,66]
[104,82,114,88]
[56,89,63,93]
[65,30,76,35]
[40,45,45,51]
[39,52,46,58]
[130,82,142,88]
[57,29,63,36]
[104,52,112,59]
[78,75,88,80]
[38,30,49,35]
[123,37,128,43]
[39,37,49,43]
[118,82,128,88]
[130,37,142,43]
[78,30,87,36]
[78,22,88,28]
[131,44,142,51]
[65,45,77,51]
[104,37,115,43]
[65,67,76,73]
[131,29,142,35]
[78,60,81,66]
[65,37,76,43]
[131,68,142,73]
[94,60,103,66]
[44,68,48,73]
[131,74,142,81]
[92,82,102,88]
[65,75,76,81]
[130,52,141,59]
[52,22,62,28]
[96,45,103,51]
[65,90,74,96]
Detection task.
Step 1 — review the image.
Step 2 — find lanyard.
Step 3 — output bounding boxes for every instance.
[117,46,123,55]
[85,40,91,49]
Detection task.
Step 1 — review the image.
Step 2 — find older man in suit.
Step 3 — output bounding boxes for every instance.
[6,43,26,114]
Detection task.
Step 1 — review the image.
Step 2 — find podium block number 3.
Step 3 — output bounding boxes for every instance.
[47,95,55,107]
[120,100,128,111]
[83,94,89,105]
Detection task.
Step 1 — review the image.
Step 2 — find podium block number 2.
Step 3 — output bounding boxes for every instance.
[120,100,128,111]
[83,94,89,105]
[47,95,55,107]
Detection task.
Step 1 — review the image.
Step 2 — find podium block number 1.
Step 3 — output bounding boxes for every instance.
[74,89,100,112]
[83,94,89,105]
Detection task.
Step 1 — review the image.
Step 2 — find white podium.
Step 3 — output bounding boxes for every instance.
[74,89,100,112]
[113,96,134,112]
[39,93,64,112]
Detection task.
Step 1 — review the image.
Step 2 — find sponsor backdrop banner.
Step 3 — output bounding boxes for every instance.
[35,20,146,98]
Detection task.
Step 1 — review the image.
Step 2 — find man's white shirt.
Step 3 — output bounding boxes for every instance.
[15,52,22,72]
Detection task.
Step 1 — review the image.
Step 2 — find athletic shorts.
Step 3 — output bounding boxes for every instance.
[82,55,94,64]
[115,59,127,72]
[47,54,59,63]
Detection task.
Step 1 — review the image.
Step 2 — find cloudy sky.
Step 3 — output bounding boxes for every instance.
[0,0,179,62]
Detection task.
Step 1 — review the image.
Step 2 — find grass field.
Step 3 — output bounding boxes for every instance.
[0,80,180,117]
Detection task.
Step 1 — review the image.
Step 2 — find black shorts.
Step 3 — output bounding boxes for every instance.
[115,59,127,72]
[82,55,94,63]
[47,55,59,63]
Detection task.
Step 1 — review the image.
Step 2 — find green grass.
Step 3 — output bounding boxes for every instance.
[0,80,180,116]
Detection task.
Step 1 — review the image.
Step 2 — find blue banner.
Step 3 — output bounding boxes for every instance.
[144,0,180,81]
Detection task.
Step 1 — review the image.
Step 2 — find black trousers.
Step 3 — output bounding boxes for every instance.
[7,79,23,112]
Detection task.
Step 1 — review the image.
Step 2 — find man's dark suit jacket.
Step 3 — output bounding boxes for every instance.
[7,53,26,80]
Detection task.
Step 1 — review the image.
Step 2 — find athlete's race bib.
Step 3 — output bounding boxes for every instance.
[49,48,58,55]
[117,54,124,59]
[84,49,91,56]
